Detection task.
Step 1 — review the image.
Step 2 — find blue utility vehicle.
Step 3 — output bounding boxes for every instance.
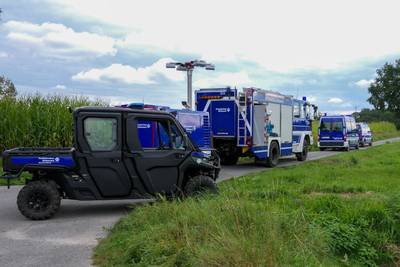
[356,122,373,147]
[1,107,220,220]
[318,115,359,151]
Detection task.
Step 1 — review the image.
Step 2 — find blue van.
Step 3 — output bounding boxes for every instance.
[318,115,359,151]
[356,122,373,147]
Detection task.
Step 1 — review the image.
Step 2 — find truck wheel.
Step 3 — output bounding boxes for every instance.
[17,180,61,220]
[266,142,279,168]
[184,175,218,197]
[296,139,308,161]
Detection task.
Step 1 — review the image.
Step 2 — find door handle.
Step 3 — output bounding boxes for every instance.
[112,158,121,163]
[174,153,185,159]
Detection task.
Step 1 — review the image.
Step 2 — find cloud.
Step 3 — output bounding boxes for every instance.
[0,52,8,58]
[355,79,374,88]
[54,84,66,90]
[193,71,252,88]
[336,110,355,115]
[328,97,344,104]
[307,96,317,103]
[3,20,117,58]
[72,58,184,84]
[52,0,400,71]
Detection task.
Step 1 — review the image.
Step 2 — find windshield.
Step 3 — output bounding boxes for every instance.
[320,118,343,132]
[178,113,201,134]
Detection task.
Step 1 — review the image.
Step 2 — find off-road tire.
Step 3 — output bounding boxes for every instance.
[266,141,280,168]
[184,175,218,197]
[17,180,61,220]
[296,139,309,161]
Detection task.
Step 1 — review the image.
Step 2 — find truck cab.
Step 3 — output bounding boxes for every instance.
[292,98,316,161]
[318,115,359,151]
[1,107,220,220]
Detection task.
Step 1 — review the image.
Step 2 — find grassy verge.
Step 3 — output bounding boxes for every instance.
[94,142,400,267]
[369,121,400,141]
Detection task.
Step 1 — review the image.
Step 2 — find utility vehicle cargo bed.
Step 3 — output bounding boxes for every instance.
[2,147,75,174]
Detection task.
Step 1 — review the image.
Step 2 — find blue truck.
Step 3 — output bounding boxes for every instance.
[318,115,359,151]
[195,87,315,166]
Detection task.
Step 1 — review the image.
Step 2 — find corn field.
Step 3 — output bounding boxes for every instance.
[0,95,105,151]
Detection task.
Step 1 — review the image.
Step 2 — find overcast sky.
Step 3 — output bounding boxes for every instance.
[1,0,400,113]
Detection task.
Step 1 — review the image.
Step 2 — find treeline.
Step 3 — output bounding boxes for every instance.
[354,108,400,129]
[0,94,105,151]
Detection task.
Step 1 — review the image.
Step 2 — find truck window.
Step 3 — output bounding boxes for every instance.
[293,103,301,118]
[84,117,117,151]
[137,119,185,150]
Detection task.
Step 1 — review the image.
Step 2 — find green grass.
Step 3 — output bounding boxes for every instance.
[94,142,400,267]
[369,121,400,141]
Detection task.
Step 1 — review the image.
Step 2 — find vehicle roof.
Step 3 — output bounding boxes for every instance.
[320,115,354,119]
[74,106,171,116]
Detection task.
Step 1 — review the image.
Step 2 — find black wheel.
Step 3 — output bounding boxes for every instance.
[355,144,359,150]
[319,147,326,151]
[17,180,61,220]
[266,141,279,168]
[184,175,218,197]
[343,146,350,152]
[220,153,239,165]
[296,139,309,161]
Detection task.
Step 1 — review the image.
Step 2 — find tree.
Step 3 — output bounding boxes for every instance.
[368,59,400,113]
[0,76,17,98]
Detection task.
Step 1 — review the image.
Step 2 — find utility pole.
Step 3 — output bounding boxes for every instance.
[166,60,215,109]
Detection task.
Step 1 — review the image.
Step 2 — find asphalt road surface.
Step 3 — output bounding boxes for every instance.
[0,137,399,267]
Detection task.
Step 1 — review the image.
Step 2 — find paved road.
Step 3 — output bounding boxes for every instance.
[0,137,399,267]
